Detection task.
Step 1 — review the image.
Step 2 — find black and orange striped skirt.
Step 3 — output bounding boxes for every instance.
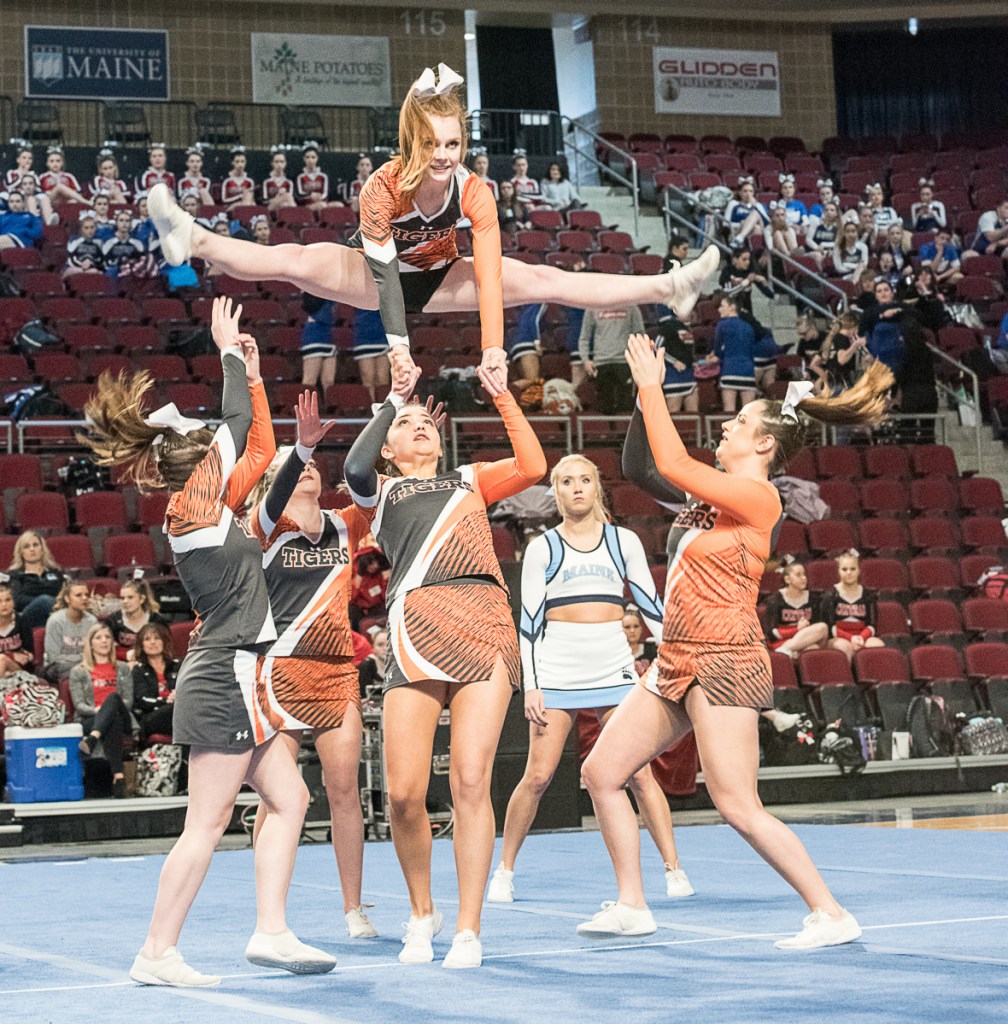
[255,653,361,733]
[386,581,520,692]
[642,639,773,712]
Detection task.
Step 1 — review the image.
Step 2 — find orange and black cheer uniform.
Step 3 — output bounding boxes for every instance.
[165,349,278,749]
[351,160,503,351]
[344,392,546,691]
[250,442,371,734]
[622,386,783,710]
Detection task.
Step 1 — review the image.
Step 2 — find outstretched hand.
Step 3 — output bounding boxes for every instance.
[390,363,422,404]
[424,396,447,429]
[476,363,508,400]
[480,347,509,393]
[237,332,261,384]
[295,389,336,448]
[388,344,418,383]
[210,296,243,351]
[624,332,665,390]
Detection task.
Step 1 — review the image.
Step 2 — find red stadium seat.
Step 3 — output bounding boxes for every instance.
[62,323,111,352]
[908,599,965,644]
[962,599,1008,641]
[33,352,81,382]
[785,448,816,480]
[90,297,137,324]
[769,650,799,690]
[908,556,961,597]
[910,645,966,685]
[853,647,911,687]
[0,454,44,491]
[587,253,628,274]
[134,354,189,382]
[137,492,169,529]
[961,554,996,590]
[798,649,854,688]
[140,297,190,326]
[114,325,160,352]
[860,558,909,599]
[806,519,857,557]
[491,526,517,562]
[554,229,593,252]
[275,206,316,228]
[814,446,863,479]
[857,518,909,557]
[57,383,98,412]
[44,534,95,572]
[910,477,958,517]
[167,383,216,414]
[958,477,1004,515]
[805,559,839,592]
[908,517,961,555]
[965,643,1008,684]
[103,534,158,574]
[911,444,958,478]
[515,230,554,253]
[324,384,372,415]
[608,485,659,517]
[598,231,635,254]
[960,516,1008,553]
[528,209,563,231]
[876,600,911,646]
[15,491,69,532]
[567,210,606,232]
[75,491,129,531]
[0,353,31,382]
[818,480,861,517]
[170,621,194,659]
[775,518,808,555]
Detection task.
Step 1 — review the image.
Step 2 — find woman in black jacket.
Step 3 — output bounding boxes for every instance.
[131,622,180,740]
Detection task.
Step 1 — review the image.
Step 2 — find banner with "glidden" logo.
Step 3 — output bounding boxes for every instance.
[25,26,170,101]
[653,46,780,118]
[251,33,391,107]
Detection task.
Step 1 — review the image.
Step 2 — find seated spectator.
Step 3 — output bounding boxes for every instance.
[845,203,877,250]
[579,300,645,414]
[250,214,271,245]
[71,622,134,798]
[107,577,167,662]
[893,320,939,443]
[0,582,35,676]
[350,541,390,631]
[808,177,836,220]
[496,180,530,233]
[831,221,870,282]
[539,162,582,212]
[179,190,201,220]
[90,193,114,239]
[510,151,542,206]
[765,203,801,257]
[963,198,1008,264]
[132,194,160,251]
[102,209,153,279]
[4,141,33,190]
[357,626,388,698]
[810,311,865,392]
[898,267,948,332]
[300,294,338,392]
[864,183,902,233]
[794,312,826,363]
[918,227,963,287]
[652,306,698,414]
[861,279,906,373]
[135,143,175,195]
[296,142,330,207]
[763,557,828,659]
[776,174,807,227]
[804,200,840,270]
[176,145,214,206]
[875,251,900,289]
[16,173,58,225]
[469,150,498,200]
[221,145,256,207]
[89,149,131,204]
[724,177,769,247]
[711,291,756,412]
[64,210,106,279]
[131,622,178,741]
[718,247,772,313]
[0,190,43,251]
[663,234,690,272]
[336,153,372,211]
[6,530,65,631]
[876,222,912,273]
[622,606,657,676]
[851,268,879,315]
[910,180,946,233]
[820,550,884,663]
[262,147,297,211]
[352,307,392,400]
[39,145,86,204]
[44,580,98,682]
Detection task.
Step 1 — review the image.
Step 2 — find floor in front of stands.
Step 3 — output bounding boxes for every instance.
[2,793,1007,1024]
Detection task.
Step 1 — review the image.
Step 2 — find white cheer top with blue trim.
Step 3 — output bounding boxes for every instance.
[519,523,664,691]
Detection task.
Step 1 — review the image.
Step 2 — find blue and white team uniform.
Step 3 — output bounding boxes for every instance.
[520,524,663,709]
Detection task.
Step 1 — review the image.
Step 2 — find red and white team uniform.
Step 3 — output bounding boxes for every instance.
[296,171,329,204]
[90,176,131,202]
[261,176,294,204]
[39,170,82,194]
[136,168,177,194]
[221,174,255,205]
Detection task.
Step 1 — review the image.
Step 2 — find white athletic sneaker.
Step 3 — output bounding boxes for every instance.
[148,183,194,266]
[399,907,445,964]
[345,905,378,938]
[486,866,515,903]
[773,711,803,733]
[442,929,482,969]
[576,900,657,937]
[668,245,721,320]
[664,865,695,898]
[129,946,220,988]
[774,909,862,950]
[244,929,337,974]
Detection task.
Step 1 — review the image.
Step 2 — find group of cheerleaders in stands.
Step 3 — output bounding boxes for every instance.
[79,64,894,987]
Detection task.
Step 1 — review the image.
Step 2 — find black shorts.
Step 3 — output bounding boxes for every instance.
[400,261,458,313]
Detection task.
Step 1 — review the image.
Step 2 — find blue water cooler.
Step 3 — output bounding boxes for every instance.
[4,724,85,802]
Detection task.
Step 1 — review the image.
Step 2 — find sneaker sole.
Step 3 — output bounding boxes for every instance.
[245,955,336,974]
[398,947,435,964]
[347,930,379,939]
[666,888,696,899]
[442,957,482,969]
[486,893,514,903]
[775,926,863,950]
[129,968,220,988]
[576,924,657,937]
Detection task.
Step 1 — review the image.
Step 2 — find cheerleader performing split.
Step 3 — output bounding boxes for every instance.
[488,454,692,904]
[82,299,335,986]
[145,63,718,391]
[578,338,893,947]
[246,391,378,939]
[343,364,546,969]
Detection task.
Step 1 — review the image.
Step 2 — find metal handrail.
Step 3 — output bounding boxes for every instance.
[927,344,984,473]
[576,414,703,450]
[0,417,12,453]
[469,108,563,159]
[450,415,571,469]
[560,116,639,239]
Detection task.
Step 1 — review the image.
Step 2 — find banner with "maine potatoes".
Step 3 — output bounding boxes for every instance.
[251,33,391,107]
[653,46,780,117]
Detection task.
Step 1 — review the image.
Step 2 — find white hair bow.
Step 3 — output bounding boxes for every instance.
[816,177,833,189]
[918,177,934,187]
[145,403,206,447]
[412,63,464,99]
[780,380,814,423]
[737,175,754,186]
[779,173,795,184]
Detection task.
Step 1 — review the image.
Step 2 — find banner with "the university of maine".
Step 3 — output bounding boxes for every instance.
[25,26,170,101]
[653,46,780,118]
[251,33,391,107]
